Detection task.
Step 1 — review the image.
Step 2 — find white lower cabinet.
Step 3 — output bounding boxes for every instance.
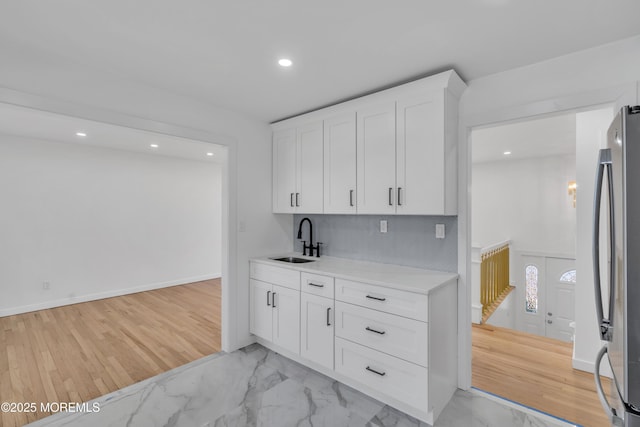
[300,292,334,370]
[249,279,300,355]
[335,337,428,410]
[249,260,457,425]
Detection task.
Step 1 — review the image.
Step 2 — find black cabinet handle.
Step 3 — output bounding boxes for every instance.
[290,193,294,207]
[366,295,386,302]
[267,290,271,306]
[327,307,331,326]
[296,192,300,207]
[365,326,386,335]
[397,187,402,206]
[349,189,354,207]
[307,282,324,288]
[365,366,386,376]
[388,187,393,206]
[272,292,276,308]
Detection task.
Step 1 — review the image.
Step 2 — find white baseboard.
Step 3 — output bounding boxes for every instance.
[573,354,613,378]
[0,273,221,317]
[471,303,483,324]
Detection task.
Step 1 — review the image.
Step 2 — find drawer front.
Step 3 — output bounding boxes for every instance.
[335,279,428,321]
[335,301,428,367]
[301,272,335,298]
[250,262,300,290]
[335,337,428,410]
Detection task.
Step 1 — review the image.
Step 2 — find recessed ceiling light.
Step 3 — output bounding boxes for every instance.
[76,132,87,137]
[503,151,512,155]
[150,144,159,148]
[206,152,214,157]
[278,58,293,67]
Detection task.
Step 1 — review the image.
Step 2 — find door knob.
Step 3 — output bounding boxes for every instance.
[547,320,553,324]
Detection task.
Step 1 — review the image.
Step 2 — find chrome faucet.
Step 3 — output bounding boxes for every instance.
[297,217,322,257]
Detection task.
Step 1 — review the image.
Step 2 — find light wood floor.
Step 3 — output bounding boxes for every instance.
[473,323,610,427]
[0,279,221,427]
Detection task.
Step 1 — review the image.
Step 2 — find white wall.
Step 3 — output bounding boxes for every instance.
[459,35,640,385]
[472,154,576,255]
[0,134,222,315]
[574,108,614,373]
[486,290,515,330]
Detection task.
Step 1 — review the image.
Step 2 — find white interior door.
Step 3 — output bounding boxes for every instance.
[545,257,576,342]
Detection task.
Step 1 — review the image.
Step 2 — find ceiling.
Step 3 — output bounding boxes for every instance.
[0,103,227,163]
[1,1,639,123]
[471,112,577,164]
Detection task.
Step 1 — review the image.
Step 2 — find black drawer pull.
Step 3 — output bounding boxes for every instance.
[307,282,324,288]
[365,295,386,302]
[365,326,386,335]
[365,366,386,376]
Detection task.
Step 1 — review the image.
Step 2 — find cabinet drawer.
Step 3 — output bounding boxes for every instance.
[301,272,335,298]
[335,337,428,410]
[335,301,428,367]
[250,262,300,290]
[335,279,428,321]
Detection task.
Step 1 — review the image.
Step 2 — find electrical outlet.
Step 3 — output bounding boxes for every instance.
[380,220,387,233]
[435,224,445,239]
[42,281,50,290]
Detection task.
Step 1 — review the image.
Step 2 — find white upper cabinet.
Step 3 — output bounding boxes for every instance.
[356,102,397,214]
[272,69,465,215]
[324,112,356,214]
[396,91,456,215]
[297,122,324,213]
[273,122,323,213]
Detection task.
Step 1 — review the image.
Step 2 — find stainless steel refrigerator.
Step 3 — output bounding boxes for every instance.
[594,105,640,427]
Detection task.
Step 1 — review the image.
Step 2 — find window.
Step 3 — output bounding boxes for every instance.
[559,269,577,283]
[525,265,538,313]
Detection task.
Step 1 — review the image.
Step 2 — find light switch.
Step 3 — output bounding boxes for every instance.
[435,224,445,239]
[380,220,387,233]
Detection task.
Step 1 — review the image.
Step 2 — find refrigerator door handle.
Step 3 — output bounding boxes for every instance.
[595,345,623,425]
[593,148,615,341]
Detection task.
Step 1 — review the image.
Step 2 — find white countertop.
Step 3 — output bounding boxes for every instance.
[251,253,458,295]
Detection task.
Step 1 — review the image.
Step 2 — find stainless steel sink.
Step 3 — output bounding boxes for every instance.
[270,256,315,264]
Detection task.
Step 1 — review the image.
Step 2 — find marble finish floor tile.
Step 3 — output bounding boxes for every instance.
[27,344,576,427]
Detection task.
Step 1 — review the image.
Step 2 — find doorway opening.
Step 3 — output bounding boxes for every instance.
[0,102,228,426]
[469,107,612,427]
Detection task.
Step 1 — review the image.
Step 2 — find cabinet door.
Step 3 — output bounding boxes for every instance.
[273,128,297,213]
[272,284,301,354]
[301,292,334,370]
[297,122,324,213]
[396,93,445,214]
[324,112,357,214]
[357,103,396,214]
[250,279,273,341]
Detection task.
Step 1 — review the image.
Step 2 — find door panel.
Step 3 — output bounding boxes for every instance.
[396,93,444,215]
[301,293,334,369]
[324,113,357,213]
[297,122,324,213]
[545,257,576,342]
[273,129,297,213]
[250,279,273,341]
[356,103,396,214]
[272,284,301,354]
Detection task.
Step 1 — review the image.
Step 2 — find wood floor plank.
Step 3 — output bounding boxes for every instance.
[0,279,220,426]
[473,323,610,427]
